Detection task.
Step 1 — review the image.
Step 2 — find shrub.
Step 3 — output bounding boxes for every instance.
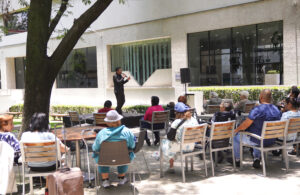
[8,104,168,115]
[189,86,295,104]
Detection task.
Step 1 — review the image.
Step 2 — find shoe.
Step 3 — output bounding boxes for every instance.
[226,158,240,167]
[145,139,151,146]
[252,159,261,169]
[102,179,110,188]
[45,188,48,195]
[154,140,160,146]
[118,177,128,185]
[272,150,282,156]
[288,150,297,155]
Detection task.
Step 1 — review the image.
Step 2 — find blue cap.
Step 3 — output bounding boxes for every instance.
[175,102,190,113]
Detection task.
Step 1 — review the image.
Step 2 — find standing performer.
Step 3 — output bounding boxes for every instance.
[113,67,130,114]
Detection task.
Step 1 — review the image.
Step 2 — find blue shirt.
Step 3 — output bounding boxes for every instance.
[92,125,136,163]
[247,104,281,145]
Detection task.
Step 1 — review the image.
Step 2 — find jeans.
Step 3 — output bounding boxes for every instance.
[98,165,128,174]
[233,133,261,160]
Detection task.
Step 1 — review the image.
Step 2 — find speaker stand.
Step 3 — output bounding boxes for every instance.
[184,83,187,96]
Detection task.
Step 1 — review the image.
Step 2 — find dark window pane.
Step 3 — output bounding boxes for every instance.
[56,47,98,88]
[15,57,26,89]
[188,21,283,86]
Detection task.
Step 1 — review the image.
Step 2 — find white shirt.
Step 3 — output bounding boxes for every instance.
[21,131,59,167]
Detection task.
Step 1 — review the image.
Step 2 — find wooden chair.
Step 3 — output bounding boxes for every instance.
[243,103,256,113]
[93,113,107,127]
[285,118,300,159]
[206,105,220,114]
[209,120,236,176]
[239,120,289,176]
[94,140,135,194]
[180,124,208,182]
[20,141,61,194]
[140,111,170,142]
[69,111,90,127]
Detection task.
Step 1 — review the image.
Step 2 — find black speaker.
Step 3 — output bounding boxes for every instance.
[180,68,191,84]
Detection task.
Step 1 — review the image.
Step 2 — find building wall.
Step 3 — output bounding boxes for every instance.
[0,0,300,111]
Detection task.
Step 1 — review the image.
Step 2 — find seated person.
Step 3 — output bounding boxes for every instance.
[161,103,198,172]
[203,92,222,109]
[98,100,113,113]
[212,101,236,123]
[230,89,281,168]
[92,110,135,188]
[281,97,300,155]
[207,101,236,163]
[140,96,165,146]
[20,113,68,194]
[234,91,251,112]
[288,86,300,98]
[0,115,20,163]
[177,95,190,107]
[166,102,176,121]
[278,86,300,111]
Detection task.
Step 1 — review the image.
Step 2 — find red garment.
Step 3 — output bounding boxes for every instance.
[98,107,113,113]
[144,105,164,121]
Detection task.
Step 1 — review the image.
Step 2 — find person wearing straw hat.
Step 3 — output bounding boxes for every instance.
[92,110,135,188]
[0,114,20,163]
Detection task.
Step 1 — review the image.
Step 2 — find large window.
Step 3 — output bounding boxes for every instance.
[188,21,283,86]
[111,38,171,85]
[15,57,26,89]
[56,47,98,88]
[2,10,28,35]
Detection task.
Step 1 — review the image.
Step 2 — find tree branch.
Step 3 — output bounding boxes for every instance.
[50,0,113,76]
[47,0,69,40]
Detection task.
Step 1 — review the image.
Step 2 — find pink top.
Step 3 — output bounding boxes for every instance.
[144,105,164,121]
[98,107,113,113]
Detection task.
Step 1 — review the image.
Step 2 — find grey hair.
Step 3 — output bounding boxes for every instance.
[240,91,249,98]
[210,92,218,98]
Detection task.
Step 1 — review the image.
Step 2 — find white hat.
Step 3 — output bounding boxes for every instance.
[104,110,123,122]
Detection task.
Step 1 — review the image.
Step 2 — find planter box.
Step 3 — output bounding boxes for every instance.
[265,74,280,85]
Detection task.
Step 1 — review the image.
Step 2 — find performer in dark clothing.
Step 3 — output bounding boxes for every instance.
[113,67,130,114]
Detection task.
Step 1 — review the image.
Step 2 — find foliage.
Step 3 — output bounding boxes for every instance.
[189,86,295,104]
[9,104,168,115]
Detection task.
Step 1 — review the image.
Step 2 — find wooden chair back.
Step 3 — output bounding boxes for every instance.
[69,111,80,123]
[287,118,300,135]
[210,121,236,141]
[182,124,208,144]
[244,103,255,113]
[262,120,288,140]
[93,113,107,126]
[152,111,170,124]
[20,141,61,163]
[206,105,220,114]
[98,140,130,166]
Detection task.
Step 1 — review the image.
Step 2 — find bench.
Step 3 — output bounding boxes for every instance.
[50,113,68,121]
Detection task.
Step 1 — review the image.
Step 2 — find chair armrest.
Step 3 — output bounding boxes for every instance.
[140,119,152,125]
[240,131,262,141]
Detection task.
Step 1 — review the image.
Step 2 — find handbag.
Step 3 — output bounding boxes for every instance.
[167,119,186,141]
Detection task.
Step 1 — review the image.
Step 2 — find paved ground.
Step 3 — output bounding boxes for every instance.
[14,129,300,195]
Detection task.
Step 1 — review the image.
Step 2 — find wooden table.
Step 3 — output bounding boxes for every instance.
[53,125,102,168]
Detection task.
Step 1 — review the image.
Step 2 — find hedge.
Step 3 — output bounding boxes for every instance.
[189,86,296,104]
[9,104,166,114]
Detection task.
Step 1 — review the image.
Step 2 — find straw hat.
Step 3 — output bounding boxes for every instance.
[104,110,123,122]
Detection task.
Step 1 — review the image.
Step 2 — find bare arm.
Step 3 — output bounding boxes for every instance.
[234,118,253,133]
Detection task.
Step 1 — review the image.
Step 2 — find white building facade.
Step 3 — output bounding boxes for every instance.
[0,0,299,111]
